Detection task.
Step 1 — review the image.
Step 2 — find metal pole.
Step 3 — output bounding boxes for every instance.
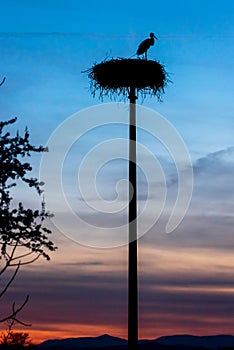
[128,86,138,350]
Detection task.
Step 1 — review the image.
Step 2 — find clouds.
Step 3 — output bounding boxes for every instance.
[4,241,234,341]
[4,141,234,343]
[190,146,234,216]
[194,147,234,175]
[1,0,234,341]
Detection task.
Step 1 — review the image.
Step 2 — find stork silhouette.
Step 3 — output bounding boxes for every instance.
[136,32,158,59]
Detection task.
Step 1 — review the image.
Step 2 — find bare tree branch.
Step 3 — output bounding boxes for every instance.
[0,262,20,298]
[0,77,6,87]
[0,240,19,276]
[10,251,35,261]
[9,254,41,267]
[0,295,31,326]
[12,298,31,326]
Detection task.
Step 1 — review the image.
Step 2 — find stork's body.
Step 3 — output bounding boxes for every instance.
[137,32,158,59]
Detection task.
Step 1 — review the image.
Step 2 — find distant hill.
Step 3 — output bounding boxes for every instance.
[36,333,234,350]
[157,335,234,350]
[37,334,127,349]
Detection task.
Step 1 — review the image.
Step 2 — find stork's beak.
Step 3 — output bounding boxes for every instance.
[154,34,158,40]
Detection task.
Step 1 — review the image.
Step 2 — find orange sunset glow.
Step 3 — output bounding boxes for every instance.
[6,233,234,344]
[1,1,234,349]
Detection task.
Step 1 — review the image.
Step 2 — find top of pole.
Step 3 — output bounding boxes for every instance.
[128,86,138,103]
[85,58,169,101]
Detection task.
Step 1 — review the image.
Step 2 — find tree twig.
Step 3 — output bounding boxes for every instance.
[9,254,41,266]
[0,77,6,87]
[0,262,20,298]
[0,295,31,326]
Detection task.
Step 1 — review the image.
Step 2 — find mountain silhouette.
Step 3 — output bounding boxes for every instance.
[36,334,234,350]
[157,335,234,349]
[37,334,127,349]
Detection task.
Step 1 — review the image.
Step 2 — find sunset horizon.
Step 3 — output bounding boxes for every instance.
[1,1,234,349]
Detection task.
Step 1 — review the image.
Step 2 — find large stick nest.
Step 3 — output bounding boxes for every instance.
[85,58,170,100]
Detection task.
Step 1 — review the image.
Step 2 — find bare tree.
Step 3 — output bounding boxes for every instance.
[0,117,57,325]
[0,319,33,348]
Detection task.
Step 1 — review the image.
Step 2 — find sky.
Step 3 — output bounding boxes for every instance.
[1,0,234,344]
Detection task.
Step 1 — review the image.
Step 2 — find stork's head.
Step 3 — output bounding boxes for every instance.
[150,32,158,40]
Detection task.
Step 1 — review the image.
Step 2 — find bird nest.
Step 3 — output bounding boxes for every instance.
[85,58,169,100]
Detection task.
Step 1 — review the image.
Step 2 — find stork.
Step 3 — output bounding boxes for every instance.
[136,32,158,59]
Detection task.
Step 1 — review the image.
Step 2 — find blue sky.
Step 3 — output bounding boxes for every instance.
[1,0,234,155]
[1,0,234,343]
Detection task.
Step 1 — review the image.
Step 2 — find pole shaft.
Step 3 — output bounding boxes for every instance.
[128,86,138,350]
